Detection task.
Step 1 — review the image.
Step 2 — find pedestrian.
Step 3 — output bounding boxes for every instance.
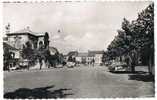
[130,51,136,72]
[125,54,130,70]
[125,51,136,73]
[39,56,43,70]
[92,58,95,67]
[45,57,50,68]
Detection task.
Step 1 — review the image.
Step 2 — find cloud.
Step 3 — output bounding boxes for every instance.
[52,34,61,40]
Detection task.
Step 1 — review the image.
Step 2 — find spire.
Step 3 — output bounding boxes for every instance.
[58,29,61,33]
[5,23,10,34]
[26,26,30,30]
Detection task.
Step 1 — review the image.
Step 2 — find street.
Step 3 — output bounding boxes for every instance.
[4,65,154,98]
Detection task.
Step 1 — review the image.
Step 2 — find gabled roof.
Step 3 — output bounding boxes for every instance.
[67,51,78,56]
[7,28,45,37]
[49,47,59,53]
[3,42,19,50]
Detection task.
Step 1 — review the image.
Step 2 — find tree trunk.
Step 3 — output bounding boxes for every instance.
[148,54,152,75]
[131,65,135,72]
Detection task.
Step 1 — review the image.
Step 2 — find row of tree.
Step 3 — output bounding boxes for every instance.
[104,3,154,74]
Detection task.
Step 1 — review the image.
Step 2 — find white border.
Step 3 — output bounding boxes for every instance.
[0,1,3,100]
[0,0,156,100]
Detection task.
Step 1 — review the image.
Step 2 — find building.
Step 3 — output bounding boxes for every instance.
[3,42,20,59]
[5,27,45,50]
[66,51,78,61]
[3,27,49,69]
[3,42,20,70]
[88,50,104,65]
[67,51,78,57]
[49,47,59,55]
[76,52,88,64]
[67,50,104,65]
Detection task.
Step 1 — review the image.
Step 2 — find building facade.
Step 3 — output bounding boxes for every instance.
[88,50,104,65]
[5,27,45,50]
[76,52,88,64]
[67,50,104,65]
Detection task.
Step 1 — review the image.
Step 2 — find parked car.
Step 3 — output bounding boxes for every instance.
[66,61,75,68]
[9,66,17,70]
[7,59,19,71]
[56,64,63,68]
[18,59,30,69]
[104,61,112,66]
[108,61,127,72]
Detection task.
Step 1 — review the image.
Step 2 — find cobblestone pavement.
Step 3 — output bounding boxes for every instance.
[4,65,154,98]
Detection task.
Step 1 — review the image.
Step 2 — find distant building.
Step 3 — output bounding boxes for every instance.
[88,50,104,65]
[49,47,59,55]
[76,52,88,64]
[67,51,78,61]
[67,50,104,65]
[67,51,78,57]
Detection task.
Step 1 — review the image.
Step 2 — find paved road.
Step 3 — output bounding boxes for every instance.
[4,66,154,98]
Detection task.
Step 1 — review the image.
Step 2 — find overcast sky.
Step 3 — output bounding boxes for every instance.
[3,1,152,54]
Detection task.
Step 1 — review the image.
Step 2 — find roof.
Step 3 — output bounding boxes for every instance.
[88,53,95,57]
[49,47,59,53]
[88,50,104,57]
[7,28,45,37]
[14,28,33,34]
[88,50,104,54]
[3,42,19,50]
[77,52,88,57]
[67,51,78,56]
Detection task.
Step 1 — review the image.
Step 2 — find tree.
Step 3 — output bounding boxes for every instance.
[135,3,154,74]
[3,47,11,70]
[44,32,49,49]
[22,41,35,62]
[106,3,154,74]
[68,56,73,62]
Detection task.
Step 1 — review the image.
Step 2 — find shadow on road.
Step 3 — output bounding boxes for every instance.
[110,71,147,74]
[4,85,73,99]
[128,74,154,82]
[109,70,154,82]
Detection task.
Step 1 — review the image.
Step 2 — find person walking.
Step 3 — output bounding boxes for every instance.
[125,51,136,73]
[39,56,43,70]
[130,50,136,72]
[92,58,95,67]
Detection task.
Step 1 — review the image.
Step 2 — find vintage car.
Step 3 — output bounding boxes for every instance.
[18,59,30,69]
[7,59,19,71]
[66,61,75,68]
[108,61,128,72]
[104,61,112,66]
[9,65,18,70]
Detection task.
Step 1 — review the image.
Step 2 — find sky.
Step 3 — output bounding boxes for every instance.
[3,1,152,54]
